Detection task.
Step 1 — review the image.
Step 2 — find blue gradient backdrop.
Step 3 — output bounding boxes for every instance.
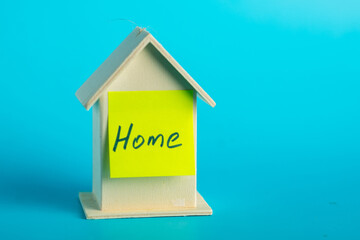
[1,1,359,239]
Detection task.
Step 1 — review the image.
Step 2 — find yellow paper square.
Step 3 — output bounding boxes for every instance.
[108,90,195,178]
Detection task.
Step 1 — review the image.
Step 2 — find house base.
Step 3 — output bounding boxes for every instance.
[79,192,212,219]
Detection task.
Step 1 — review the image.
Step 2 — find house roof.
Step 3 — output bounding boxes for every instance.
[75,27,216,110]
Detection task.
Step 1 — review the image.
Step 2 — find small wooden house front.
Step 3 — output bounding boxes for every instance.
[76,27,215,219]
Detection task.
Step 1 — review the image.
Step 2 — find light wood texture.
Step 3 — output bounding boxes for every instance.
[91,100,102,209]
[76,27,149,110]
[79,192,212,219]
[92,43,198,211]
[75,27,216,110]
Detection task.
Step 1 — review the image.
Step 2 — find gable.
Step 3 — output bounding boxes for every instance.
[75,27,215,110]
[106,43,192,92]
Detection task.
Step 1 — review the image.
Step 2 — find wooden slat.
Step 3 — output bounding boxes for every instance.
[79,192,212,219]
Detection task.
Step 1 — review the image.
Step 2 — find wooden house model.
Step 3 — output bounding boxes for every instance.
[76,27,216,219]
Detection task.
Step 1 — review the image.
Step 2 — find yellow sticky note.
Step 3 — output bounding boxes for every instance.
[108,90,195,178]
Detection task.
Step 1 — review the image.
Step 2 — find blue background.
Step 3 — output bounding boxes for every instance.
[1,0,360,239]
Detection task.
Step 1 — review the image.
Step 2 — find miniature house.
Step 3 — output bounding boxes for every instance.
[76,27,215,219]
